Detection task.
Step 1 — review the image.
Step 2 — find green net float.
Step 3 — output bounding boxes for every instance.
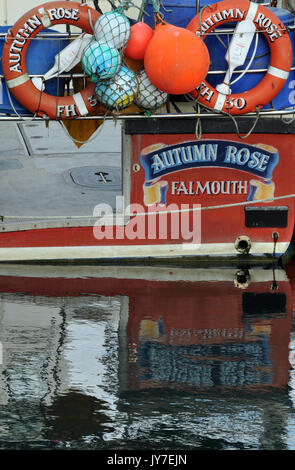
[95,65,138,110]
[81,40,121,80]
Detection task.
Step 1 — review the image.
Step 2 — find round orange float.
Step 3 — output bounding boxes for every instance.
[124,22,154,60]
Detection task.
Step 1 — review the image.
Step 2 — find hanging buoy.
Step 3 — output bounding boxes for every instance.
[94,11,130,49]
[124,22,154,60]
[81,40,121,81]
[135,68,168,109]
[144,16,209,94]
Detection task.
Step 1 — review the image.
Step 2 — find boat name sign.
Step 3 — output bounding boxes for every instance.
[139,140,279,205]
[140,140,278,180]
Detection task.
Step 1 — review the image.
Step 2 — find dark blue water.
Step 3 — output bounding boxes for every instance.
[0,263,295,451]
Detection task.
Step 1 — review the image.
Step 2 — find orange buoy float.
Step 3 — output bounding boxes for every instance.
[187,0,293,115]
[2,1,101,119]
[144,14,209,95]
[124,21,154,60]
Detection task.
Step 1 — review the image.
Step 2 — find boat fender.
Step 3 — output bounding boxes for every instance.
[187,0,293,115]
[1,1,100,119]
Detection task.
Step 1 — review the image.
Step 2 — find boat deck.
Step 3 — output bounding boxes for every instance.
[0,120,122,230]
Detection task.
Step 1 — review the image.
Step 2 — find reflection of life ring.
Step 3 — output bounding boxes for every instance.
[187,0,293,115]
[2,1,100,119]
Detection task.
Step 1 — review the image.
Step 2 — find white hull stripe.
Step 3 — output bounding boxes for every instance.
[268,65,289,80]
[0,242,289,261]
[73,92,89,116]
[6,73,30,89]
[214,92,227,111]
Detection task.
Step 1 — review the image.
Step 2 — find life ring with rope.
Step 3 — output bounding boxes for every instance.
[2,1,100,119]
[187,0,293,115]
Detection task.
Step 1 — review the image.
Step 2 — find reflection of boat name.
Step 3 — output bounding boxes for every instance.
[170,327,246,340]
[171,180,248,195]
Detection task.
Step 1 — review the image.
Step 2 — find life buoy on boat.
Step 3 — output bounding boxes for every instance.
[2,1,100,119]
[187,0,293,115]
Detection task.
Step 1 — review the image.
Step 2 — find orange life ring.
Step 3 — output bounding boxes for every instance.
[2,1,100,119]
[187,0,293,115]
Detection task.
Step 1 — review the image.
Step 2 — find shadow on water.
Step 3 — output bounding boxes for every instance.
[0,262,295,450]
[43,390,114,441]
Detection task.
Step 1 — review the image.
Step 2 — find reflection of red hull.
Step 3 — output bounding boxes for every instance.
[0,265,292,393]
[126,272,292,393]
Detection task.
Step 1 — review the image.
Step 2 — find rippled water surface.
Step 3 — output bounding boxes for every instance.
[0,263,295,451]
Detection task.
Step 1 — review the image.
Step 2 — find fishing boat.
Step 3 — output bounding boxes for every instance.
[0,0,295,264]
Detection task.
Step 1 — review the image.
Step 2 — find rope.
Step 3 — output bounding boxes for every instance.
[151,0,161,14]
[88,5,95,32]
[116,0,137,13]
[5,82,39,121]
[1,192,295,222]
[281,112,295,124]
[195,103,202,140]
[92,0,103,14]
[226,107,261,139]
[230,31,259,87]
[185,92,261,139]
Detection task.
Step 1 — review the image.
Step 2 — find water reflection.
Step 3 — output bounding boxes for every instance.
[0,264,294,450]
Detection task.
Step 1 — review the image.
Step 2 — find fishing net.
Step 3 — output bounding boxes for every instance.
[95,65,138,110]
[80,1,135,110]
[94,9,131,49]
[134,67,168,110]
[81,39,121,82]
[80,0,167,112]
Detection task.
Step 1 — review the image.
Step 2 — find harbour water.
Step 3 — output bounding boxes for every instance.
[0,261,295,452]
